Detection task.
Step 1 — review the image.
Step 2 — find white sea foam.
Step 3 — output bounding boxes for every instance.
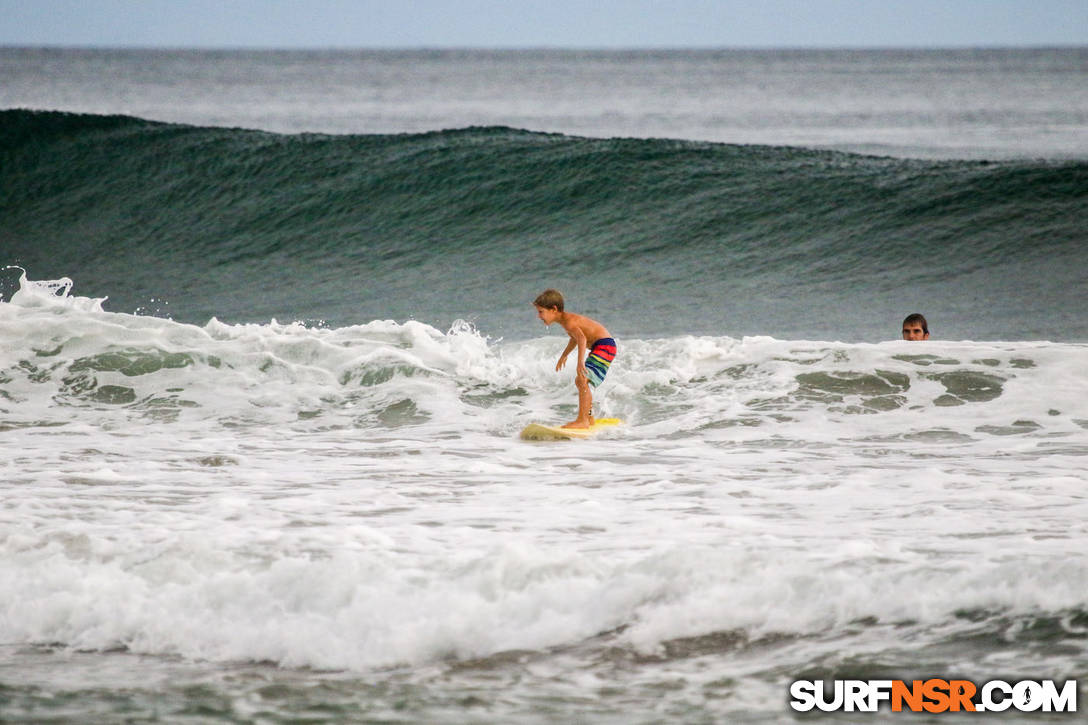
[2,273,1087,687]
[4,266,107,312]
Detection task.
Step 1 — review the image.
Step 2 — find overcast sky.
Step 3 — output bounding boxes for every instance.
[0,0,1085,49]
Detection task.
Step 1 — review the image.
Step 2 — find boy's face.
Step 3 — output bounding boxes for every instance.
[535,305,560,325]
[902,322,929,341]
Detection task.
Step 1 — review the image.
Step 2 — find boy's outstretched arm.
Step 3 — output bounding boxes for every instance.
[556,336,578,371]
[565,329,588,377]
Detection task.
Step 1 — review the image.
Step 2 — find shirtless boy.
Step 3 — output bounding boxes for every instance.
[532,289,617,428]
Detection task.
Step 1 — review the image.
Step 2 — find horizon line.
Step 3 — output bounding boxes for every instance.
[2,42,1086,52]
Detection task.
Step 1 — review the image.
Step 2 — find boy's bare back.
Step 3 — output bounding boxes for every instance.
[558,312,609,346]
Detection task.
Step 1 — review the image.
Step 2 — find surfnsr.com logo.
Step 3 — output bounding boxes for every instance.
[789,679,1078,714]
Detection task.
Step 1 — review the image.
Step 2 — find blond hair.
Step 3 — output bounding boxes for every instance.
[533,288,564,312]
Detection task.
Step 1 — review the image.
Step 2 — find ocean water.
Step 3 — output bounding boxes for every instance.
[4,47,1088,160]
[2,48,1088,723]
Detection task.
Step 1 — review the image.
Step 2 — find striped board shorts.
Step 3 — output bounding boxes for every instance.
[584,337,617,388]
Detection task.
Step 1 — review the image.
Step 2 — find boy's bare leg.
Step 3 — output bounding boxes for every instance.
[563,377,594,428]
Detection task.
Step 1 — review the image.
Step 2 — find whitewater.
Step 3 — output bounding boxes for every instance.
[3,269,1087,721]
[3,47,1088,722]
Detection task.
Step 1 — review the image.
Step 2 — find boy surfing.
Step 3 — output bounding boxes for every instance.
[532,289,616,428]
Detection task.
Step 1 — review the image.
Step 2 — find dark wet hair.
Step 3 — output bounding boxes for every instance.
[902,313,928,334]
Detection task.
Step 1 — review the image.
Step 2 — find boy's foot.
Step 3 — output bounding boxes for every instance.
[561,419,592,429]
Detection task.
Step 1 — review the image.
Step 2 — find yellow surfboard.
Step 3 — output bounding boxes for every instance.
[519,418,623,441]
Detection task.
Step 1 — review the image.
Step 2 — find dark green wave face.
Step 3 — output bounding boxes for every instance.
[3,110,1086,342]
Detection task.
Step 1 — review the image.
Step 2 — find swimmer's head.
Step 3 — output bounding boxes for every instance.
[902,313,929,341]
